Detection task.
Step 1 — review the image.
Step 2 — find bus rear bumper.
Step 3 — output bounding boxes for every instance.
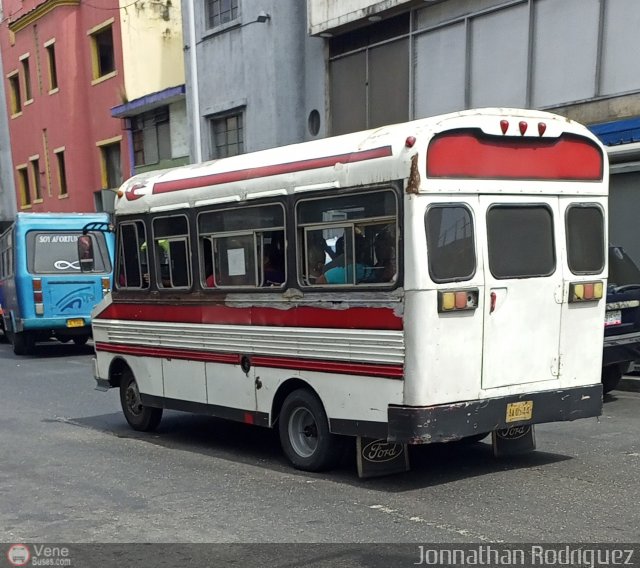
[387,384,603,444]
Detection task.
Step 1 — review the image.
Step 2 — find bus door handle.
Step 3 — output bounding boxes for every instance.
[489,288,508,314]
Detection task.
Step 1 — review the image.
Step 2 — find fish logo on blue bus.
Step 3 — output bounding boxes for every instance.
[54,286,96,312]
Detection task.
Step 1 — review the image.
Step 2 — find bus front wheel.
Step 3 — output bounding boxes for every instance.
[119,371,163,432]
[12,331,35,356]
[278,388,344,472]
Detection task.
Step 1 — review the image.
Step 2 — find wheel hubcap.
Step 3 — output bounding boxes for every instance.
[125,381,143,416]
[288,407,318,458]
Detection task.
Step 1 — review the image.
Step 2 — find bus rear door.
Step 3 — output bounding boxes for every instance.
[479,196,563,389]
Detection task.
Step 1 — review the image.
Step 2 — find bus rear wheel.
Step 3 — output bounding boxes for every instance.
[119,371,163,432]
[12,331,35,356]
[278,388,344,472]
[73,335,89,346]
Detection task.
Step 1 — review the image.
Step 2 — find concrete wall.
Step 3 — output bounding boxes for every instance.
[183,0,326,162]
[120,0,185,101]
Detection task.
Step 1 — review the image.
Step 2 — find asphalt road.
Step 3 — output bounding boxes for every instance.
[1,339,639,546]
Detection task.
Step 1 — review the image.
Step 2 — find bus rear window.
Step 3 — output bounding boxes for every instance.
[27,231,111,274]
[425,205,476,283]
[486,205,555,279]
[566,205,605,274]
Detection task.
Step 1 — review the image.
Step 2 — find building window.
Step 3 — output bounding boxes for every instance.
[209,112,244,159]
[130,107,171,166]
[99,141,122,189]
[29,157,42,201]
[55,149,68,196]
[205,0,239,29]
[45,42,58,91]
[89,22,115,80]
[17,166,31,207]
[20,57,32,102]
[7,72,22,115]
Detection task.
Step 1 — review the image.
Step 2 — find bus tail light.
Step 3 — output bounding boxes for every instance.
[438,288,479,313]
[569,281,604,303]
[33,278,44,316]
[101,277,111,296]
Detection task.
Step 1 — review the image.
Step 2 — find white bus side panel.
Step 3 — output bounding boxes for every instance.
[403,290,484,407]
[163,360,207,404]
[557,196,607,387]
[206,362,256,411]
[255,367,404,424]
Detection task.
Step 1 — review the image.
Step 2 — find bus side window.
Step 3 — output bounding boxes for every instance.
[117,221,148,289]
[152,215,191,290]
[296,189,398,287]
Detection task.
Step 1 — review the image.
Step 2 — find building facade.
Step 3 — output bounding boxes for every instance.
[111,0,189,180]
[181,0,326,163]
[0,0,131,213]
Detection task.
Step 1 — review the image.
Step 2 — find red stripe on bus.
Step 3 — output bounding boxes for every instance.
[427,132,603,180]
[94,303,403,330]
[250,355,404,379]
[94,342,404,379]
[96,342,241,365]
[152,146,394,194]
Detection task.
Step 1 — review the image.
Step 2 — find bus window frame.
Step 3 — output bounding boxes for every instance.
[196,201,287,291]
[151,213,193,291]
[294,186,401,290]
[115,218,149,291]
[565,202,605,276]
[425,202,477,284]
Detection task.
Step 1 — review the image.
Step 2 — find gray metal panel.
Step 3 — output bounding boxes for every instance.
[531,0,600,107]
[330,52,367,135]
[469,3,528,108]
[600,0,640,96]
[369,39,409,128]
[609,172,640,267]
[414,22,466,118]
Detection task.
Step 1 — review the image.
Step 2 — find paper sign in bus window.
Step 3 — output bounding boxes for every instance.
[227,248,246,276]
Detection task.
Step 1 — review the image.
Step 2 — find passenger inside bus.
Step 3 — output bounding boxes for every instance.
[303,232,328,285]
[317,230,373,284]
[372,226,396,283]
[262,243,285,286]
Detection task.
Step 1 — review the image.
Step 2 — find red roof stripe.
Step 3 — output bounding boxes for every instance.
[152,146,394,195]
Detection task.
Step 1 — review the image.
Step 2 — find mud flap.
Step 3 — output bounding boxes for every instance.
[356,437,410,478]
[492,424,536,457]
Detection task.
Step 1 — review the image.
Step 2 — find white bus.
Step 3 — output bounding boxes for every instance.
[87,108,606,474]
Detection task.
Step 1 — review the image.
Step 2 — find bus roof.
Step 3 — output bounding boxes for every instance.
[115,108,606,216]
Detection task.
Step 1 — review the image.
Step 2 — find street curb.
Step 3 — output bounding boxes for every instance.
[619,376,640,393]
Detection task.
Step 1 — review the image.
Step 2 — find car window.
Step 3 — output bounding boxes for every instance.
[609,246,640,287]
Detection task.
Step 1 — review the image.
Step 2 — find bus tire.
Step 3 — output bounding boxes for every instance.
[278,388,343,472]
[602,365,622,395]
[73,335,89,346]
[12,331,35,356]
[119,371,163,432]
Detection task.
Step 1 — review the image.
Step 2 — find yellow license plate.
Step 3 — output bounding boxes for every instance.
[506,400,533,423]
[66,319,85,328]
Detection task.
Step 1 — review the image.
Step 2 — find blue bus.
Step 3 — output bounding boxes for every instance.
[0,212,115,355]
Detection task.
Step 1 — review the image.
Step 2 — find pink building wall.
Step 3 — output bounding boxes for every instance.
[0,0,131,213]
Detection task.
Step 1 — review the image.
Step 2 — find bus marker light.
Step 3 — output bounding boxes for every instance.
[500,120,509,134]
[405,136,416,148]
[438,288,479,313]
[538,122,547,136]
[569,281,603,303]
[102,277,111,295]
[32,278,42,291]
[35,303,44,315]
[33,291,43,303]
[519,121,528,135]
